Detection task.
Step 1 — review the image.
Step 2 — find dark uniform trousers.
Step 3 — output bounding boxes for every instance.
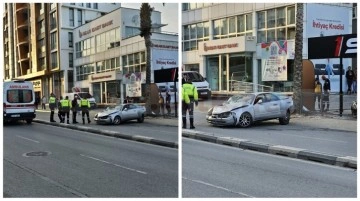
[63,107,70,124]
[182,97,195,128]
[81,106,91,124]
[49,103,56,122]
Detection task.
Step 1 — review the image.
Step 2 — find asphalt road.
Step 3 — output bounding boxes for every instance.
[190,100,357,157]
[3,121,178,198]
[35,110,178,143]
[182,138,357,198]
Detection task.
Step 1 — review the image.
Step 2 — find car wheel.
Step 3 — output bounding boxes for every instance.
[137,114,144,123]
[279,110,290,125]
[26,119,32,124]
[113,116,121,125]
[237,112,252,128]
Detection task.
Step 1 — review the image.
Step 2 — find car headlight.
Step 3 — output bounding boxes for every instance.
[207,108,213,115]
[218,112,231,118]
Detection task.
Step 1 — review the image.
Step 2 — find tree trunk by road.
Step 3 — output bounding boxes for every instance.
[293,3,304,114]
[140,3,153,115]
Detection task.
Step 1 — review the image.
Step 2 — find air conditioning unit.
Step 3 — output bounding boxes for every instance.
[246,36,256,41]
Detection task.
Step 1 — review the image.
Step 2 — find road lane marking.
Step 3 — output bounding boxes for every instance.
[80,154,147,175]
[183,177,255,198]
[16,135,40,143]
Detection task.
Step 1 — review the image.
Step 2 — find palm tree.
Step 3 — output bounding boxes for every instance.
[293,3,304,114]
[140,3,153,115]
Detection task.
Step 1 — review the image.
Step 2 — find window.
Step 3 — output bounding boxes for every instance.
[94,3,98,9]
[258,11,266,29]
[277,7,286,26]
[229,17,236,34]
[287,6,295,25]
[237,15,245,33]
[7,90,33,103]
[245,13,252,31]
[50,12,57,30]
[68,32,73,47]
[50,32,57,50]
[183,21,210,51]
[69,53,73,67]
[39,20,45,33]
[77,10,82,26]
[86,3,91,8]
[51,52,58,69]
[267,9,275,28]
[69,8,74,27]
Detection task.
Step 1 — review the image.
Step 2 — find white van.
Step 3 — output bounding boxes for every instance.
[63,92,97,109]
[182,71,211,99]
[3,80,36,124]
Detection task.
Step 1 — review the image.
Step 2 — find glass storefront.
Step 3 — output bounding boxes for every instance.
[92,81,121,104]
[206,53,253,92]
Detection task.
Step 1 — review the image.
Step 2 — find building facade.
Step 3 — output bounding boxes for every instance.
[3,3,121,99]
[182,3,354,93]
[73,7,178,104]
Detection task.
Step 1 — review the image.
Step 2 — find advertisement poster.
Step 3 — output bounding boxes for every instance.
[151,48,178,71]
[123,72,142,97]
[306,4,351,92]
[261,41,288,81]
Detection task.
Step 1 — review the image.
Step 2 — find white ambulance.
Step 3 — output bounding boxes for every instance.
[3,79,36,124]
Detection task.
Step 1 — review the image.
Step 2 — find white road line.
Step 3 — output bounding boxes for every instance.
[16,135,40,143]
[183,177,255,198]
[80,154,147,175]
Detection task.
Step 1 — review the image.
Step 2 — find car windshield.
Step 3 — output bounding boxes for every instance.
[225,94,255,104]
[183,72,205,82]
[106,105,122,111]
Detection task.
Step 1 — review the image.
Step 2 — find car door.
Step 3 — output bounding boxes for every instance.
[121,104,131,121]
[253,94,268,120]
[265,93,281,118]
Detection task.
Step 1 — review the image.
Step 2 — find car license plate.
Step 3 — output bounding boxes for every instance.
[201,92,207,95]
[11,114,20,117]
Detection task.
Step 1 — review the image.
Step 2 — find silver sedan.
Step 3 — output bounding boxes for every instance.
[206,92,294,128]
[94,103,146,125]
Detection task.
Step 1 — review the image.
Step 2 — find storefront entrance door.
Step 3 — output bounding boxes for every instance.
[206,57,219,91]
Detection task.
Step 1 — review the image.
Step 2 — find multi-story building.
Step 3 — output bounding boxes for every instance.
[73,7,178,104]
[3,3,121,99]
[182,3,354,93]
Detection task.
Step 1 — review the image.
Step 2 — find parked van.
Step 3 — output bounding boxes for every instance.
[3,79,36,124]
[63,92,97,109]
[182,71,211,99]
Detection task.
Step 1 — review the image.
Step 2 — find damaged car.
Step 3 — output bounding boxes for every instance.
[206,92,294,128]
[94,103,146,125]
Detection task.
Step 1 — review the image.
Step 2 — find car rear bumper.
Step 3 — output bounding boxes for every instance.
[4,112,36,121]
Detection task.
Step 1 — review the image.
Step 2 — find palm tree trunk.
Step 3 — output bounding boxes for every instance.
[293,3,304,114]
[145,35,152,115]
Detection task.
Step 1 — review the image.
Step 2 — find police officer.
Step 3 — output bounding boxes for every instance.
[49,93,56,122]
[80,96,91,124]
[61,96,72,124]
[182,79,190,128]
[182,78,198,129]
[58,96,64,123]
[71,96,79,124]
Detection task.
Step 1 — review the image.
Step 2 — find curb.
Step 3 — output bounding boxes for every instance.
[33,119,178,149]
[182,130,357,169]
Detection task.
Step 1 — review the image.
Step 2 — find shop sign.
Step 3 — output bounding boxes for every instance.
[90,71,122,82]
[152,48,178,71]
[79,20,113,38]
[198,36,256,55]
[261,41,288,81]
[31,80,41,90]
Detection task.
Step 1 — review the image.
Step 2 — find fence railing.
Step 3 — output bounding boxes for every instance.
[229,80,273,93]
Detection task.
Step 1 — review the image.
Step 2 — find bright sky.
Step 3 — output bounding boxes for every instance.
[121,3,179,34]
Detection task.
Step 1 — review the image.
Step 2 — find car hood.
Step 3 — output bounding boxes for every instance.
[97,109,119,117]
[212,102,249,114]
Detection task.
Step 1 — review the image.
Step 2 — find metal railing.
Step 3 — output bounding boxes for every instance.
[229,80,273,93]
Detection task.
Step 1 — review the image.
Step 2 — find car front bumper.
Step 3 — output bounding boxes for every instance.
[94,116,112,124]
[206,114,237,126]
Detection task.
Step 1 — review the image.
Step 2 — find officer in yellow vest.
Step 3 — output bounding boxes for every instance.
[58,96,64,123]
[61,96,72,124]
[80,96,91,124]
[49,93,56,122]
[182,78,198,129]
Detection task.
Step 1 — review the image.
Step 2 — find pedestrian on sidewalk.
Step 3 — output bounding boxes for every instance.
[165,91,171,115]
[346,66,355,95]
[61,96,71,124]
[159,93,165,117]
[322,75,331,111]
[314,78,322,110]
[58,96,64,123]
[352,70,357,94]
[182,78,198,129]
[71,96,79,124]
[35,95,40,110]
[42,95,47,110]
[80,96,91,124]
[49,93,56,122]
